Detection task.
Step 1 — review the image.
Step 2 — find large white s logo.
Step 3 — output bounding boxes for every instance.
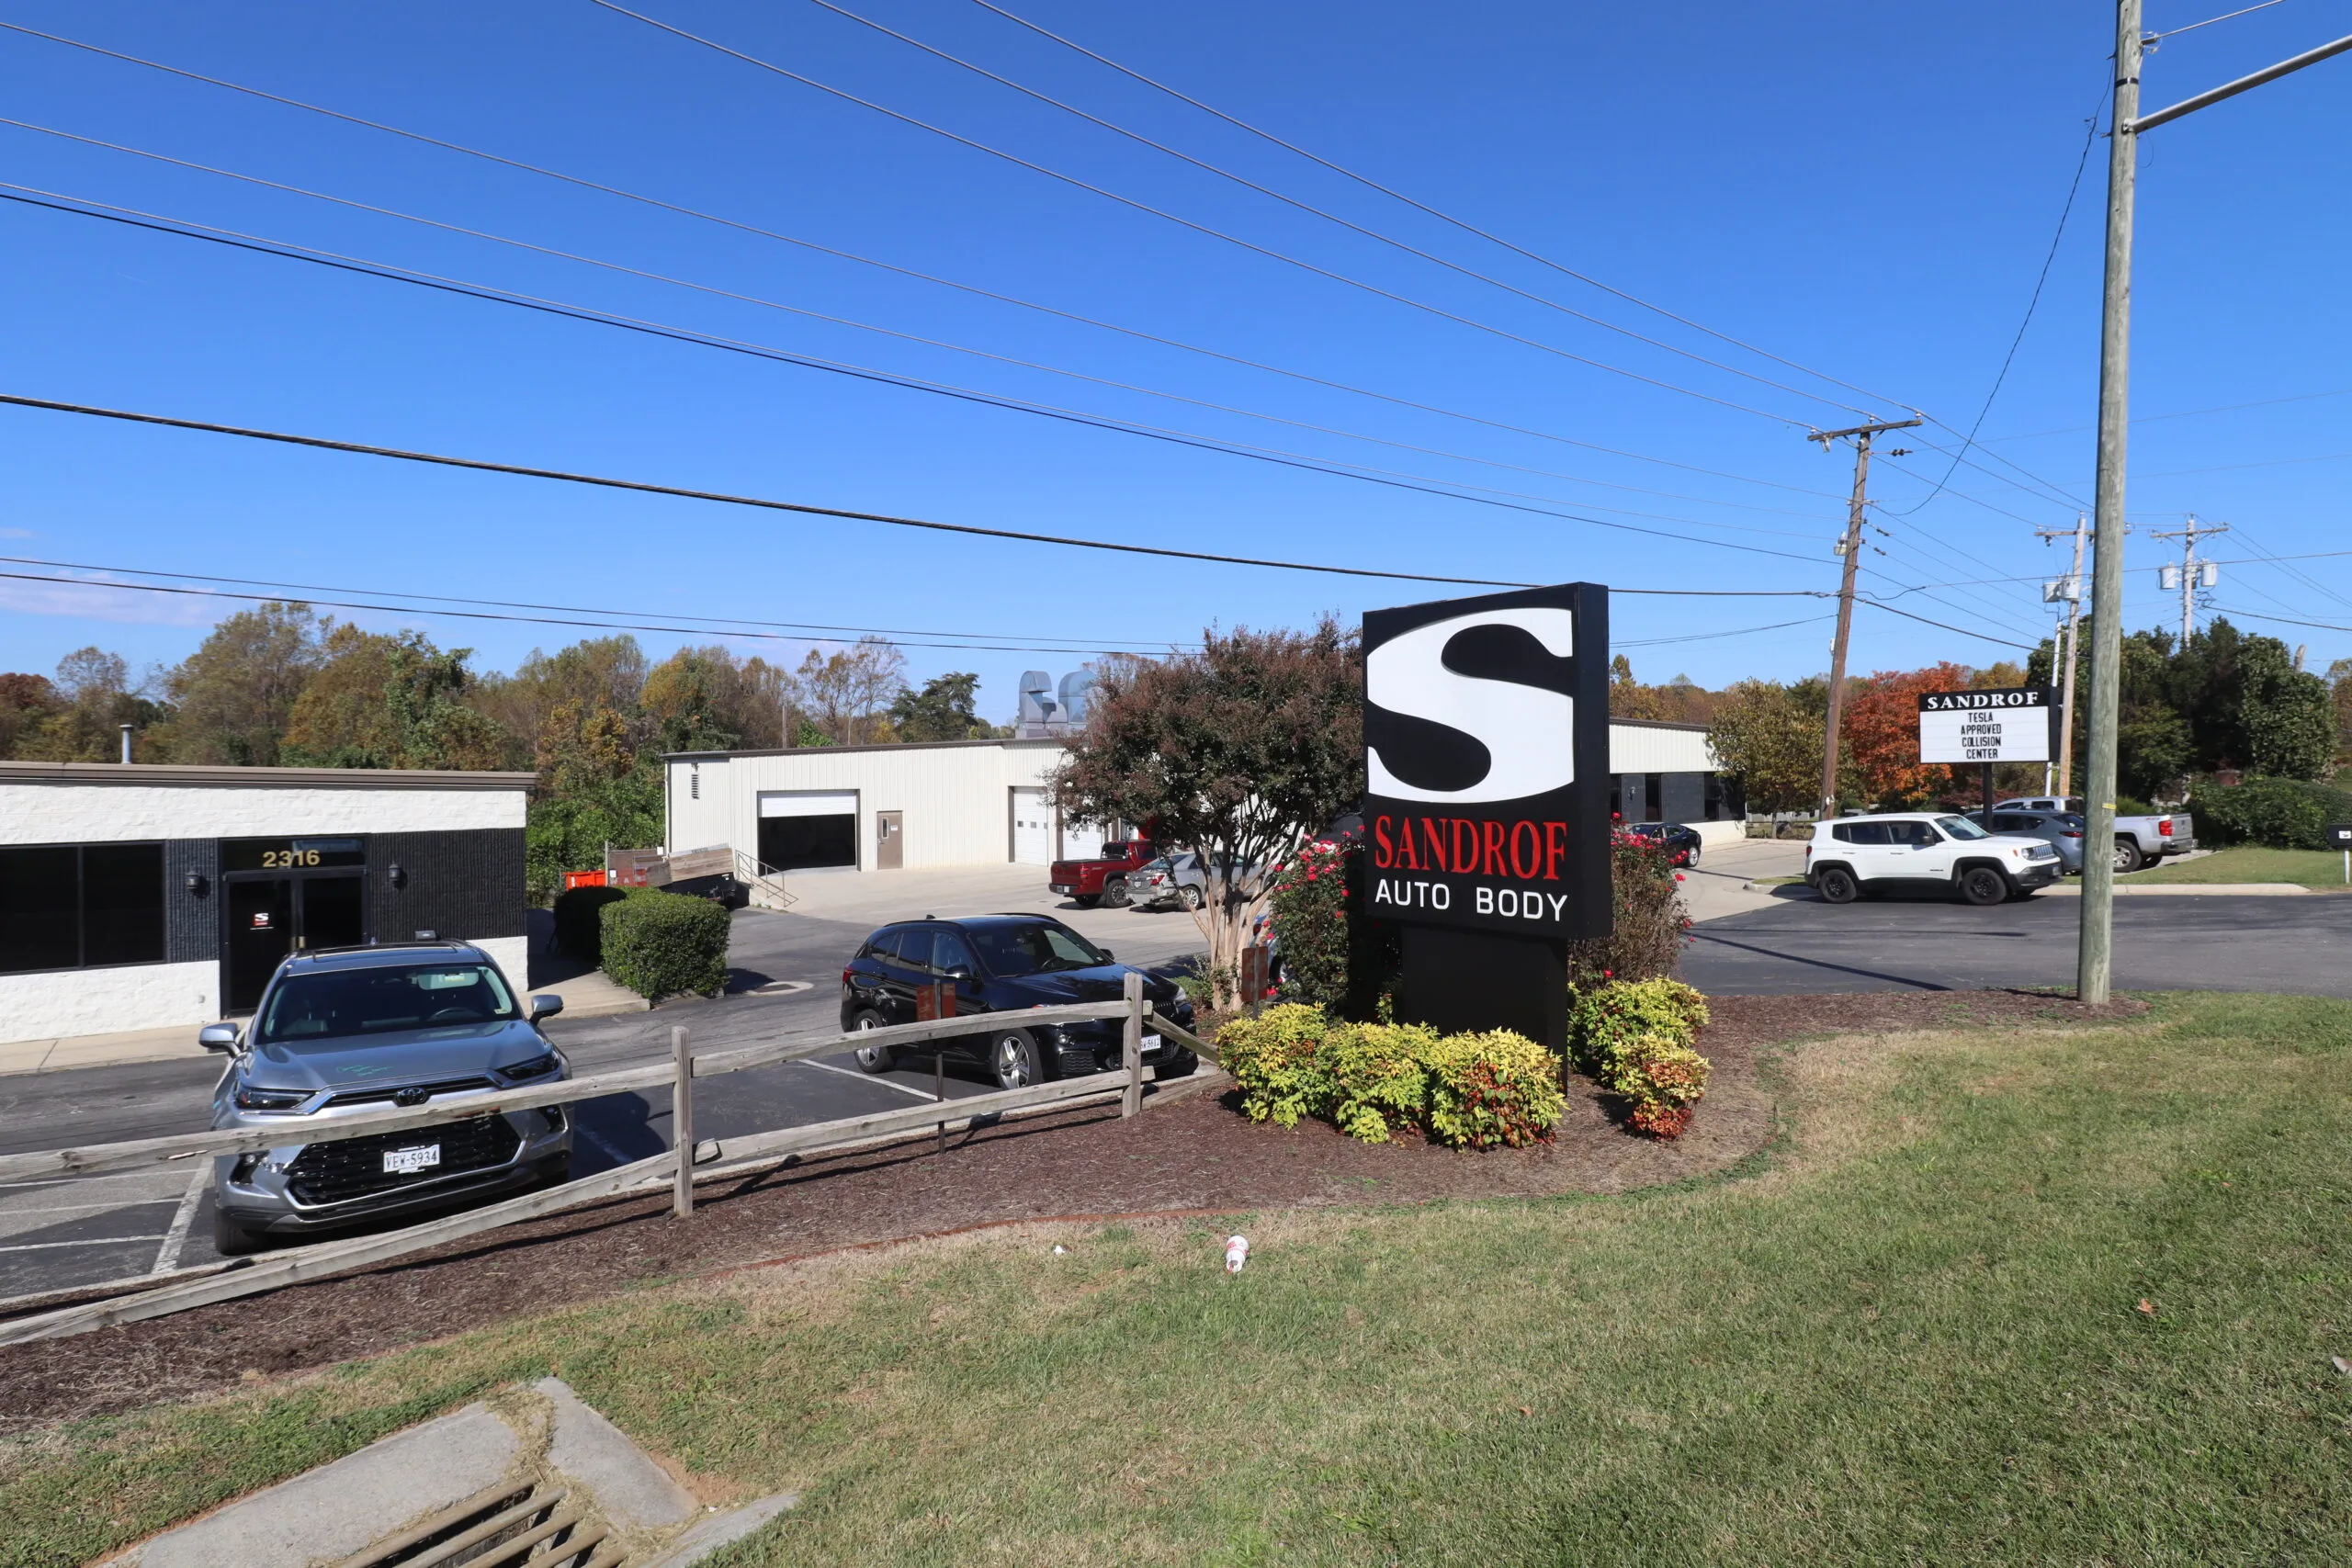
[1366,607,1576,804]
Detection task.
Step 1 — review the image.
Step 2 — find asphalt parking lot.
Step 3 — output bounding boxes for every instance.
[0,871,1214,1303]
[1685,887,2352,997]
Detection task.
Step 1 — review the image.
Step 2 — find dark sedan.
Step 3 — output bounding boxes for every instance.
[840,914,1198,1090]
[1623,820,1703,866]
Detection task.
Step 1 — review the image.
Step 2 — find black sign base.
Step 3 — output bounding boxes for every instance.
[1397,924,1567,1055]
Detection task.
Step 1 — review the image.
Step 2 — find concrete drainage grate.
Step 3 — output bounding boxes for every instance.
[334,1480,623,1568]
[107,1380,792,1568]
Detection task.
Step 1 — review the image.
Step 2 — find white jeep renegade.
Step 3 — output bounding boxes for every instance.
[1805,812,2064,906]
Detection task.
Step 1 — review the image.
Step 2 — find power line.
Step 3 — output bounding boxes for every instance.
[0,390,1851,590]
[1884,83,2105,517]
[1615,615,1835,648]
[1988,388,2352,442]
[0,554,1179,653]
[587,0,1822,426]
[797,0,1872,419]
[0,185,1842,564]
[0,567,1191,656]
[961,0,1915,412]
[0,116,1827,539]
[0,19,1853,506]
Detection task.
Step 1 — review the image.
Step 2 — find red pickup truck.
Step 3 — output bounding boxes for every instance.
[1049,840,1158,908]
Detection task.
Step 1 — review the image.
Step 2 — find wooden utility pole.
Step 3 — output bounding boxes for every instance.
[2151,514,2229,646]
[1810,417,1921,819]
[2078,3,2351,1005]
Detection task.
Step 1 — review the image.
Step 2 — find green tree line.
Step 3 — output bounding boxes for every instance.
[0,604,1011,900]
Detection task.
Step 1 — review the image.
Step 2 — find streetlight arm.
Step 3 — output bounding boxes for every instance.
[2132,31,2352,131]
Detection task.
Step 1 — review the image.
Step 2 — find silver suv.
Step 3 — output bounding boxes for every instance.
[201,942,572,1255]
[1804,812,2064,906]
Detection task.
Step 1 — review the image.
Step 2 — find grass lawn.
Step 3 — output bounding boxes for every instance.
[2132,845,2352,888]
[7,992,2352,1566]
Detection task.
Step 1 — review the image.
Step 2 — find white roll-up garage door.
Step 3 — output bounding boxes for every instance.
[757,790,858,870]
[1011,787,1054,864]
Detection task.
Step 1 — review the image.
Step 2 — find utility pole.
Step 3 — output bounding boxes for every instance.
[1810,417,1920,820]
[2151,513,2227,646]
[2076,3,2351,1006]
[2038,513,2089,799]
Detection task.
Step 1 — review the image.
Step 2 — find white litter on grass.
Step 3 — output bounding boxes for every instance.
[1051,1245,1068,1256]
[1225,1235,1249,1274]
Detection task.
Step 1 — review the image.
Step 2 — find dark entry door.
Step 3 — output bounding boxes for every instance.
[223,872,368,1011]
[227,878,295,1010]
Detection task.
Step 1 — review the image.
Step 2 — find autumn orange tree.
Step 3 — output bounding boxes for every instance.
[1838,662,1977,807]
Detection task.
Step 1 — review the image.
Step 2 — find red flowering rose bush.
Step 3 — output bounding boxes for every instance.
[1264,834,1399,1018]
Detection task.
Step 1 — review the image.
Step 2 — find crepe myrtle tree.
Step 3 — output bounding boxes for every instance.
[1052,620,1363,1008]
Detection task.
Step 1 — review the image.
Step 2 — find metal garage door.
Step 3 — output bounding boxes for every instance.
[1059,818,1107,860]
[1011,788,1055,864]
[757,790,858,871]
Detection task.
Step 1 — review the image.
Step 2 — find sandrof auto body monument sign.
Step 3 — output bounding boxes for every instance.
[1360,582,1611,1051]
[1917,686,2055,764]
[1363,582,1611,938]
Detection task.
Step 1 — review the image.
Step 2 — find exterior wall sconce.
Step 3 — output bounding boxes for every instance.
[388,863,409,890]
[185,872,209,897]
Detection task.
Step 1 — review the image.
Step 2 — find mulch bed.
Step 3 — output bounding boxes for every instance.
[0,988,2143,1432]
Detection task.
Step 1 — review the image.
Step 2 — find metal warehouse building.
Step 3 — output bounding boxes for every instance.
[0,761,532,1044]
[663,719,1732,876]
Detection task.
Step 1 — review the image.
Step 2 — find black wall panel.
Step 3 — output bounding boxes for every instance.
[367,829,527,943]
[164,839,219,964]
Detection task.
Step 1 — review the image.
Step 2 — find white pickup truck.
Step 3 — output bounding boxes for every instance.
[1995,796,2196,874]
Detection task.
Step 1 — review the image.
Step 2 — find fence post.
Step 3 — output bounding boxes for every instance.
[1122,971,1145,1118]
[672,1024,693,1219]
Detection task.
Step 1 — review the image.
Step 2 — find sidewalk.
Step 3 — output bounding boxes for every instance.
[0,964,649,1078]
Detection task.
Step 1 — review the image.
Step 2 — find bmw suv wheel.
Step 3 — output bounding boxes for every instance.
[991,1029,1048,1090]
[850,1010,898,1073]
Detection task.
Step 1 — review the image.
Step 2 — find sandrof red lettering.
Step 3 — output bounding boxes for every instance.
[1373,815,1394,869]
[1480,820,1506,876]
[1510,820,1540,880]
[1451,818,1478,873]
[1544,820,1568,880]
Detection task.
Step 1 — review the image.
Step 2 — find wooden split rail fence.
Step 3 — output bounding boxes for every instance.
[0,972,1220,1346]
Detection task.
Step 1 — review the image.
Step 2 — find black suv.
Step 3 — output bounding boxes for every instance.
[841,914,1197,1090]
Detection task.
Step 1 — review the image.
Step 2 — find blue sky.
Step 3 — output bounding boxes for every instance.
[0,1,2346,719]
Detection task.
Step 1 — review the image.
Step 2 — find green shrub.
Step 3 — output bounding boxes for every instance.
[553,884,632,963]
[1215,1003,1337,1128]
[2192,777,2352,850]
[1421,1029,1571,1149]
[599,889,730,1001]
[1324,1021,1437,1143]
[1566,976,1710,1076]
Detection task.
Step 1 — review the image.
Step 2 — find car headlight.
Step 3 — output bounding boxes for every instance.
[233,1083,309,1111]
[502,1054,560,1082]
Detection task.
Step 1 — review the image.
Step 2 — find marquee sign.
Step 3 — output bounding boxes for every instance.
[1362,582,1611,941]
[1917,686,2055,765]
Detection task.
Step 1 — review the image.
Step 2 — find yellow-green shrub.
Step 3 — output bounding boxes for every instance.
[1600,1031,1712,1140]
[1324,1021,1438,1143]
[1215,1003,1337,1127]
[1567,976,1710,1075]
[1216,1007,1569,1148]
[1422,1029,1571,1149]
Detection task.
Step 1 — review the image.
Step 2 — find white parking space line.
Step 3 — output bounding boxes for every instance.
[0,1236,163,1254]
[799,1058,945,1101]
[576,1126,634,1166]
[150,1167,210,1275]
[0,1169,202,1190]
